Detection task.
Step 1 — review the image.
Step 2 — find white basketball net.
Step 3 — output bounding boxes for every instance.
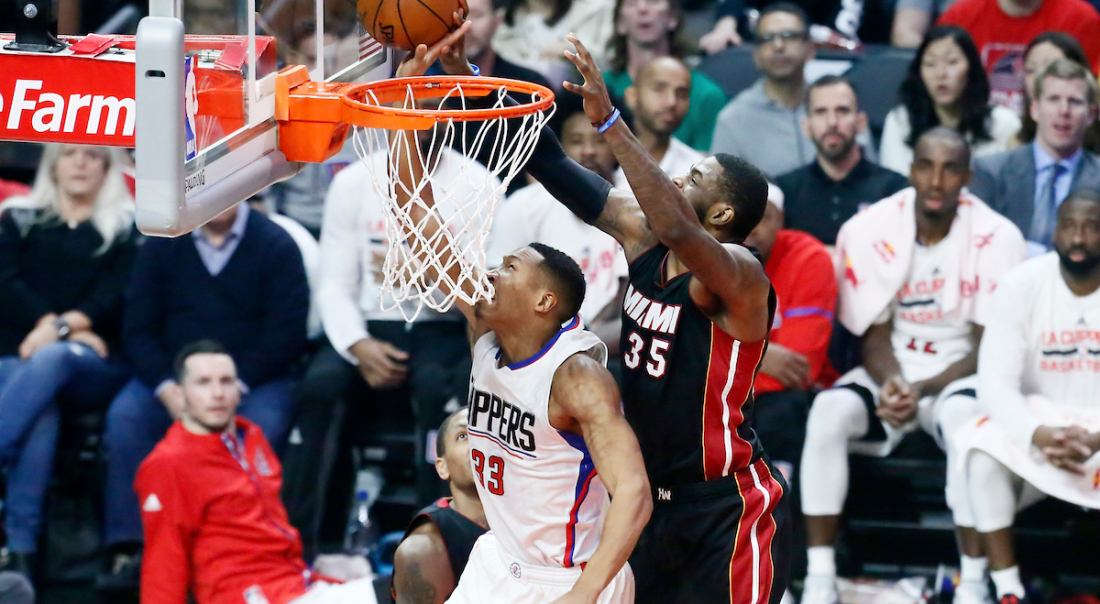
[351,81,553,322]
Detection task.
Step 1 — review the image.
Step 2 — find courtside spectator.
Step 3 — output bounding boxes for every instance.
[937,0,1100,113]
[613,57,704,191]
[777,76,908,247]
[969,60,1100,252]
[699,0,866,54]
[0,145,137,579]
[711,3,875,178]
[392,409,488,603]
[281,141,487,560]
[603,0,727,150]
[248,198,323,341]
[880,26,1021,175]
[491,0,614,82]
[486,94,628,356]
[957,190,1100,604]
[800,128,1025,604]
[137,341,379,604]
[1012,32,1100,154]
[100,201,308,587]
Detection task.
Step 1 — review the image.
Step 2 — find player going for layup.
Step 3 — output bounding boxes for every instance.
[552,35,791,604]
[389,39,653,604]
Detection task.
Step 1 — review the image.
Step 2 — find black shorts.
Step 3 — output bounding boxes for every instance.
[631,458,792,604]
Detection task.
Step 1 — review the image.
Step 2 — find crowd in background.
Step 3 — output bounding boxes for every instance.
[2,0,1100,602]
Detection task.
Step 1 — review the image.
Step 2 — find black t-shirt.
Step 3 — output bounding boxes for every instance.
[777,157,909,246]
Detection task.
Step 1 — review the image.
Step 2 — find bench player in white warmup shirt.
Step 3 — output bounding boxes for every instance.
[387,39,653,604]
[799,128,1026,604]
[955,190,1100,604]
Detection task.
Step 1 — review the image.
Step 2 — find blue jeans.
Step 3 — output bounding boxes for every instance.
[103,376,296,545]
[0,342,131,553]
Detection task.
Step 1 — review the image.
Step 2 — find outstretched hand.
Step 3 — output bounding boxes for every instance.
[394,17,472,78]
[562,34,615,126]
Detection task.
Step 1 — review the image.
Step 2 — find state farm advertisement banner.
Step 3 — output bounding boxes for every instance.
[0,53,136,147]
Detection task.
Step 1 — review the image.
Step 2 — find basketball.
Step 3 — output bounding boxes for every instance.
[357,0,462,52]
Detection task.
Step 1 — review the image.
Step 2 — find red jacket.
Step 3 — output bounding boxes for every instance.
[756,230,838,394]
[136,417,311,604]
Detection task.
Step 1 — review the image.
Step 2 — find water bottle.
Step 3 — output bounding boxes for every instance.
[344,490,377,557]
[344,468,384,556]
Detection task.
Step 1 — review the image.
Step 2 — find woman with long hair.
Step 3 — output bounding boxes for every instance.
[0,144,138,577]
[880,25,1021,174]
[1011,31,1100,153]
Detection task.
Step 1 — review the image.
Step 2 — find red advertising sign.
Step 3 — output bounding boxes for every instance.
[0,53,137,146]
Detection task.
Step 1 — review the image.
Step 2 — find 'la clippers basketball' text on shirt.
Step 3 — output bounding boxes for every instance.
[620,244,775,486]
[876,238,976,383]
[978,252,1100,446]
[466,320,610,568]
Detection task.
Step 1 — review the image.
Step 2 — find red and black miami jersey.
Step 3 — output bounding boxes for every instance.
[620,243,776,486]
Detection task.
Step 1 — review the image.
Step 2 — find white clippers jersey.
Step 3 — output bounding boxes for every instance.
[982,253,1100,408]
[886,239,976,382]
[466,318,609,568]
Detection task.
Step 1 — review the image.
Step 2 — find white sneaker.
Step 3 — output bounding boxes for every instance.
[800,575,839,604]
[954,580,993,604]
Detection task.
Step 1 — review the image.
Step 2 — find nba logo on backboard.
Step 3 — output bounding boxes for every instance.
[184,55,198,161]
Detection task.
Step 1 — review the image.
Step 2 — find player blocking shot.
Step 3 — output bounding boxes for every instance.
[385,31,652,604]
[550,35,791,604]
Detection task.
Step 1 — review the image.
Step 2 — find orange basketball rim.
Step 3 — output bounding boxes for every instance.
[274,64,555,163]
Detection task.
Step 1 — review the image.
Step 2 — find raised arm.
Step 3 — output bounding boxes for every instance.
[562,35,771,340]
[548,354,652,604]
[386,28,488,342]
[433,21,656,260]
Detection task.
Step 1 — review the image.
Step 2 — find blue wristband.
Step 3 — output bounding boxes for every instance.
[596,108,621,134]
[469,63,480,76]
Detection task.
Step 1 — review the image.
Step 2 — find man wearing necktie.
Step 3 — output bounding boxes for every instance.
[970,59,1100,254]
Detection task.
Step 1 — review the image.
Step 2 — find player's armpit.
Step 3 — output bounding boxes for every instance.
[548,354,652,600]
[393,526,456,604]
[687,243,772,342]
[591,189,659,263]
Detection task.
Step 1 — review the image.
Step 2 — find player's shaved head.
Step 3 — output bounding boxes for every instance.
[713,154,769,241]
[528,243,586,324]
[913,126,971,166]
[635,56,690,87]
[628,57,692,138]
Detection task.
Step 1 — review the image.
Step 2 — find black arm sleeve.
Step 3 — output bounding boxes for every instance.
[459,94,613,224]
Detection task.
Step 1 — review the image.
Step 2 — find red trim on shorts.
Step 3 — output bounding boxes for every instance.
[727,460,784,604]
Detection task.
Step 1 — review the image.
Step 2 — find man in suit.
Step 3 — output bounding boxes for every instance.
[969,59,1100,253]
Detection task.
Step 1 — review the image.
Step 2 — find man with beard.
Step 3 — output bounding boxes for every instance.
[775,75,908,248]
[799,128,1026,604]
[612,57,703,193]
[954,190,1100,604]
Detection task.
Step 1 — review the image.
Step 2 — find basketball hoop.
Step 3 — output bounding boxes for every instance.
[342,75,555,321]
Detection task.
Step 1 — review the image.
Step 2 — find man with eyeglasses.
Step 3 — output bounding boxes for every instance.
[710,3,817,178]
[711,3,875,179]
